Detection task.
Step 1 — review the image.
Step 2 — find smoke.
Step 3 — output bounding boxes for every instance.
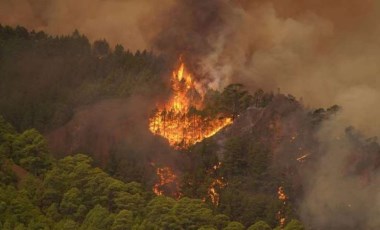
[0,0,174,50]
[148,2,380,227]
[4,0,380,227]
[47,95,181,183]
[300,117,380,229]
[176,3,380,227]
[4,0,380,136]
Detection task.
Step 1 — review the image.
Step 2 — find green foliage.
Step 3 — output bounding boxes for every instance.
[59,188,82,217]
[111,210,134,230]
[214,214,230,229]
[173,198,214,229]
[80,205,114,230]
[0,155,17,185]
[0,25,308,230]
[0,123,237,230]
[0,185,48,229]
[12,129,52,175]
[54,219,79,230]
[0,119,51,179]
[223,137,250,177]
[0,116,16,157]
[284,219,305,230]
[223,221,245,230]
[140,196,180,229]
[247,220,271,230]
[220,84,253,119]
[184,125,284,227]
[0,25,167,132]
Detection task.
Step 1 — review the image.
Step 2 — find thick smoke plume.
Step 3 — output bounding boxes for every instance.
[151,0,380,137]
[151,1,380,228]
[300,117,380,229]
[0,0,174,50]
[3,0,380,135]
[4,0,380,228]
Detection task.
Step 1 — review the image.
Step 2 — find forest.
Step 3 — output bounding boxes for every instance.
[0,25,308,229]
[1,23,379,230]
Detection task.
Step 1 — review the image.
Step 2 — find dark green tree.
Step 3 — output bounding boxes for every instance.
[111,210,134,230]
[223,221,245,230]
[12,129,51,176]
[247,220,271,230]
[220,84,253,119]
[284,219,304,230]
[80,205,114,230]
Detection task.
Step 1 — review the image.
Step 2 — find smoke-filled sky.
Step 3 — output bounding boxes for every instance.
[2,1,380,228]
[2,0,378,136]
[0,0,174,50]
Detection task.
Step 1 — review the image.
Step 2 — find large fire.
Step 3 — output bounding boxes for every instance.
[149,60,233,149]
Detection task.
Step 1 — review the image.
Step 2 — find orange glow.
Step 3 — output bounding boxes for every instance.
[278,186,287,201]
[149,59,233,149]
[153,166,179,196]
[277,186,288,228]
[206,162,226,206]
[208,178,226,206]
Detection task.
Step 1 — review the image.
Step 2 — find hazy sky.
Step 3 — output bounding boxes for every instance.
[1,0,380,136]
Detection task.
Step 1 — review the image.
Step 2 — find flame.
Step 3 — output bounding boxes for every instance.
[149,59,233,149]
[277,186,288,228]
[206,162,226,206]
[153,166,179,197]
[208,178,226,206]
[278,186,287,201]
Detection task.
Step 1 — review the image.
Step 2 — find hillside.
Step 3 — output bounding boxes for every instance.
[1,24,380,230]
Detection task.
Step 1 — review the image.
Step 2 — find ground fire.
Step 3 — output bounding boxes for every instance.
[149,59,233,149]
[207,162,227,206]
[277,186,288,228]
[152,165,179,197]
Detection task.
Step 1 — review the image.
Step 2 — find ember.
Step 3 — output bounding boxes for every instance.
[277,186,288,228]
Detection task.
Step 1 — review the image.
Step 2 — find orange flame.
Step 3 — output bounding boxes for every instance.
[149,59,232,149]
[208,178,226,206]
[277,186,288,228]
[278,186,287,201]
[153,166,179,197]
[206,162,226,206]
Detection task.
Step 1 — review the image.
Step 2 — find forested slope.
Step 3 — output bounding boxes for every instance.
[2,25,379,230]
[0,25,167,132]
[0,116,306,229]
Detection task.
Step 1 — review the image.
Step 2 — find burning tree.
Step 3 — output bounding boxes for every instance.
[149,59,233,149]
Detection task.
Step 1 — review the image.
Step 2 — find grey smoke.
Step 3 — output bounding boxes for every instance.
[3,0,380,228]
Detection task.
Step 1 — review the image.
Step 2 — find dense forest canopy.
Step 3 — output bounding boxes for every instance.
[0,114,307,229]
[0,25,168,132]
[0,25,303,229]
[1,22,379,230]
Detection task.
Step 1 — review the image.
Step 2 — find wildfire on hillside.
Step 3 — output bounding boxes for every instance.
[149,59,233,149]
